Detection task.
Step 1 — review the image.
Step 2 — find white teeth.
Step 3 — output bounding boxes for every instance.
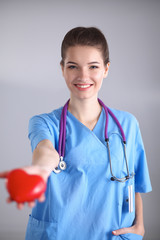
[76,84,91,88]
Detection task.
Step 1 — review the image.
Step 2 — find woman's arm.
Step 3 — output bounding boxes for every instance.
[32,139,59,177]
[134,192,145,235]
[0,139,60,209]
[112,192,145,236]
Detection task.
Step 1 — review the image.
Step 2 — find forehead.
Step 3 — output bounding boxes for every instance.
[65,45,103,63]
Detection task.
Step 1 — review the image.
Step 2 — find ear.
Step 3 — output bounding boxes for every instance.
[103,62,110,78]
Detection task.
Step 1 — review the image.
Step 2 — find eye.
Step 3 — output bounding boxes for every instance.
[68,65,77,69]
[89,65,99,69]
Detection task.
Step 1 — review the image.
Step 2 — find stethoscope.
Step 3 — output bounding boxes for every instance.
[53,99,135,182]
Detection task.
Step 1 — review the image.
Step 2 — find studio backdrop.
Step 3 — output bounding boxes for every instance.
[0,1,159,239]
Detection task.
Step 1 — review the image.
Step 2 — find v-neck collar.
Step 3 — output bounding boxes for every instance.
[67,108,106,150]
[67,107,104,133]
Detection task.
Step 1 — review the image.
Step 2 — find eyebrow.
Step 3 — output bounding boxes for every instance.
[66,61,78,65]
[66,61,100,65]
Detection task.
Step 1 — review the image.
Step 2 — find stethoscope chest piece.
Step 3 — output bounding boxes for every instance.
[59,156,67,170]
[59,160,67,171]
[53,156,67,174]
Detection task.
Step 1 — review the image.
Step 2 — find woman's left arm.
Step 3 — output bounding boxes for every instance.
[112,192,145,236]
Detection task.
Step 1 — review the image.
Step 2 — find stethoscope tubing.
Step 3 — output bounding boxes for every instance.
[54,99,135,182]
[98,99,126,143]
[58,99,69,158]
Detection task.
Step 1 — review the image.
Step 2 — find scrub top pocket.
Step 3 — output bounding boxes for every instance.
[117,177,136,229]
[25,215,57,240]
[119,233,143,240]
[123,180,135,214]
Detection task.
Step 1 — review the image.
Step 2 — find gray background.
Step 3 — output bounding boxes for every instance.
[0,0,159,239]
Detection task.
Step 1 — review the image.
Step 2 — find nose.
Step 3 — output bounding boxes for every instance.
[77,68,89,82]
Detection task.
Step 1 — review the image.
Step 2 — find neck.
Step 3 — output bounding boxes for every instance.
[68,96,102,128]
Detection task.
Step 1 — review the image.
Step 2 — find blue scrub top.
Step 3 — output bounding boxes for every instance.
[25,105,152,240]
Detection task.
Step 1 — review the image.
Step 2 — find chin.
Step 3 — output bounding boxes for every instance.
[71,93,97,101]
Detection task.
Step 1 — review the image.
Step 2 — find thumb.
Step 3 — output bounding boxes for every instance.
[112,227,132,236]
[0,171,10,178]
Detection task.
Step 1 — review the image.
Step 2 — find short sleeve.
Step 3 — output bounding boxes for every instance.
[28,114,59,152]
[134,124,152,193]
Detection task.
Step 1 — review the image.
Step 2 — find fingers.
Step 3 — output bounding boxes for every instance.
[112,226,144,237]
[17,201,36,210]
[17,203,25,210]
[26,193,45,208]
[38,193,45,202]
[28,201,36,208]
[6,197,25,210]
[6,196,12,203]
[6,193,45,210]
[112,227,133,236]
[27,193,46,208]
[0,171,10,178]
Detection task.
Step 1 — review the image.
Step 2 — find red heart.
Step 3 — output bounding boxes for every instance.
[7,169,46,203]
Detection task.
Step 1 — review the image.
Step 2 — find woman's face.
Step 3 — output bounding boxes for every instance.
[61,45,109,101]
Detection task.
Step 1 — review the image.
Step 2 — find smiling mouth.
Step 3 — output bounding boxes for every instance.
[74,84,93,89]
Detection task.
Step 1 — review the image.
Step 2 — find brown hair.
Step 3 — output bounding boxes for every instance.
[61,27,110,66]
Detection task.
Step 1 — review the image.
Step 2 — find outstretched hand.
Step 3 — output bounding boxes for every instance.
[0,166,50,210]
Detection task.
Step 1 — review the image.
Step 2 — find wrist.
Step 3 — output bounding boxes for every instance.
[133,223,145,237]
[23,165,52,182]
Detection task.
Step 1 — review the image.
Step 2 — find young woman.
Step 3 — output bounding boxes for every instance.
[1,27,152,240]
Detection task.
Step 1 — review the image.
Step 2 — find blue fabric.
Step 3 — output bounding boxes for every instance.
[25,106,152,240]
[119,233,143,240]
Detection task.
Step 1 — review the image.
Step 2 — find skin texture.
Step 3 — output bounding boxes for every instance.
[0,45,145,236]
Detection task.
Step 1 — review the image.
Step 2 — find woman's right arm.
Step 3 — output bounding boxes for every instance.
[32,139,59,178]
[0,139,59,209]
